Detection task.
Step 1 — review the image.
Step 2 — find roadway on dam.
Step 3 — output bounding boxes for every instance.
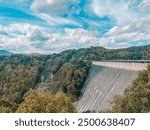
[77,61,149,112]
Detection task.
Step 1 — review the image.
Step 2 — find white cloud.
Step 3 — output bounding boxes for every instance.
[140,0,150,12]
[0,23,51,53]
[0,25,8,35]
[38,13,81,27]
[0,21,150,53]
[90,0,150,25]
[91,0,138,25]
[107,17,150,35]
[1,0,150,52]
[99,17,150,48]
[31,0,80,16]
[31,0,81,26]
[0,23,103,54]
[86,0,150,48]
[124,0,143,8]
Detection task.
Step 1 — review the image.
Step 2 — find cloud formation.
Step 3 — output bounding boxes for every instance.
[100,17,150,48]
[91,0,138,25]
[0,23,102,54]
[31,0,80,16]
[0,0,150,53]
[140,0,150,12]
[31,0,81,26]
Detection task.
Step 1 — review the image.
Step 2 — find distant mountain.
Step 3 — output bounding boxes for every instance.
[0,50,13,55]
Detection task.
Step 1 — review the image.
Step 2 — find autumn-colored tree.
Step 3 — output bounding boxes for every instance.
[17,89,76,113]
[0,97,17,113]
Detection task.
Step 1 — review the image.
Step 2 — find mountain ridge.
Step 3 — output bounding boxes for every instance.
[0,50,13,55]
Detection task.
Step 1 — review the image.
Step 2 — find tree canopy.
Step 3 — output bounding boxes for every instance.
[17,89,76,113]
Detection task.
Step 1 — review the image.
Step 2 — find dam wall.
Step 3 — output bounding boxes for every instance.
[77,62,149,112]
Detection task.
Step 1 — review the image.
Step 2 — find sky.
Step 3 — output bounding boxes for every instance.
[0,0,150,54]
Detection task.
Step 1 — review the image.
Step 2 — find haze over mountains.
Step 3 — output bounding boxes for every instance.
[0,50,12,55]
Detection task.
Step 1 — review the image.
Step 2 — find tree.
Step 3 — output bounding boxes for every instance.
[17,89,76,113]
[0,97,17,113]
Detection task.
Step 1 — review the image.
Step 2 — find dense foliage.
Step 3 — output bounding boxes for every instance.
[75,45,150,60]
[17,89,76,113]
[0,45,149,112]
[108,65,150,113]
[0,54,90,112]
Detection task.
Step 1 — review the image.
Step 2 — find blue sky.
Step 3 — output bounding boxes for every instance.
[0,0,150,54]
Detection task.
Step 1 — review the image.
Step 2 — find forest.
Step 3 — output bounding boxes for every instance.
[0,45,150,112]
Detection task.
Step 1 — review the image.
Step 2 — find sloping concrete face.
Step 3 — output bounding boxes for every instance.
[77,62,149,112]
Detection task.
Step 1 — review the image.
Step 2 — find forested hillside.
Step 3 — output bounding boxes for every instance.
[0,54,91,112]
[0,45,150,112]
[71,45,150,60]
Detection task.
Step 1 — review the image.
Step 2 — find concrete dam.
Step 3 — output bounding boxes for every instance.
[77,61,149,112]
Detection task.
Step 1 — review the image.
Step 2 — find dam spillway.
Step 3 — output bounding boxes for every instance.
[77,61,149,112]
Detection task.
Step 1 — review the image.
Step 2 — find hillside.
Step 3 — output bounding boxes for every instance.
[0,50,12,55]
[0,45,150,112]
